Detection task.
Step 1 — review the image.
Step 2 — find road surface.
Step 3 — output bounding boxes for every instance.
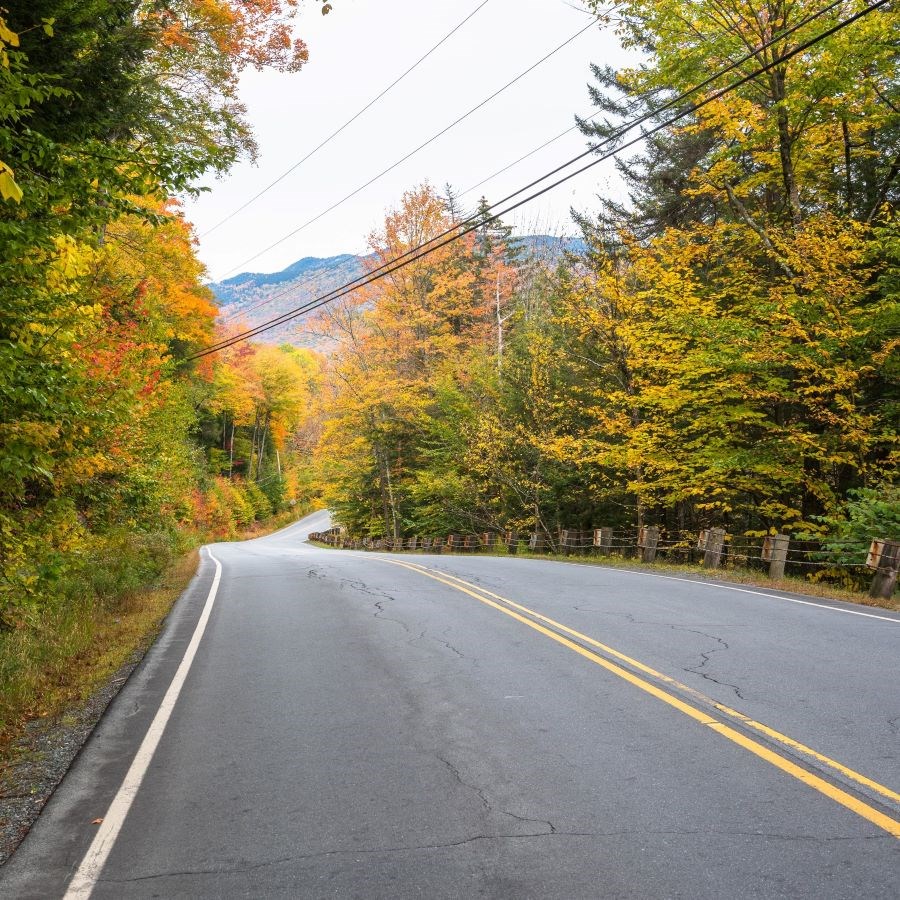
[3,510,899,898]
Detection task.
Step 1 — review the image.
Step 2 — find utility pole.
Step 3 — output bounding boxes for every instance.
[496,270,513,374]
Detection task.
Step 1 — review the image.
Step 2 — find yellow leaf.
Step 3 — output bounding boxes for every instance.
[0,161,23,203]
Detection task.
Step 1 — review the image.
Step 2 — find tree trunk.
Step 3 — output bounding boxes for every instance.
[842,118,853,214]
[249,410,260,480]
[374,444,399,540]
[257,415,269,482]
[771,67,802,227]
[228,421,235,479]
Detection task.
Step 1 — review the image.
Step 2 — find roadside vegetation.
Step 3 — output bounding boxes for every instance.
[0,3,321,745]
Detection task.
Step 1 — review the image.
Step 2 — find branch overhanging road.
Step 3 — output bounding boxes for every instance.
[3,509,899,898]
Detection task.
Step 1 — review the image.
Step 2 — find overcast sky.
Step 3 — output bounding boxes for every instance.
[183,0,634,282]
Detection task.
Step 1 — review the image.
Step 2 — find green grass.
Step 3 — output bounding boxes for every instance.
[0,533,195,747]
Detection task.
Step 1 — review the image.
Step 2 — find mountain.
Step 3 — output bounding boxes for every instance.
[208,235,585,348]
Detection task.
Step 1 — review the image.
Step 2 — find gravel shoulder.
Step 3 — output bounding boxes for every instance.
[0,632,164,865]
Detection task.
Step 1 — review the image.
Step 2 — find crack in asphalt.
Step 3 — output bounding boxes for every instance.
[570,608,749,701]
[372,599,411,634]
[435,753,557,835]
[677,628,747,701]
[99,830,890,883]
[431,628,466,659]
[339,577,412,634]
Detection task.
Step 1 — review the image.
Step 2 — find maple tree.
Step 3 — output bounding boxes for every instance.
[0,1,318,633]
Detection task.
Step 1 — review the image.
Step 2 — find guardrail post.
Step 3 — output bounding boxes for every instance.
[432,536,444,554]
[761,534,789,579]
[701,527,726,569]
[639,526,659,563]
[593,527,613,556]
[868,539,900,599]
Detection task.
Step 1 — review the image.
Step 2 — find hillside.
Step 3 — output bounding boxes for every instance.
[208,235,585,347]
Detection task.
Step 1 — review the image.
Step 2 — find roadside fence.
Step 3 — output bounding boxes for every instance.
[307,527,899,599]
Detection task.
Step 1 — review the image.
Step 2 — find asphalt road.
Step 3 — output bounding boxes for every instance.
[3,509,899,898]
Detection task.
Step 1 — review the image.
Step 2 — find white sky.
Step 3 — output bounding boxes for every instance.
[183,0,634,282]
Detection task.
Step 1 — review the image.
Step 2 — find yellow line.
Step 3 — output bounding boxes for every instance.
[373,556,900,839]
[396,560,900,808]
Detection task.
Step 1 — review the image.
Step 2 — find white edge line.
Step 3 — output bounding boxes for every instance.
[349,547,899,623]
[557,560,900,623]
[63,547,223,899]
[365,550,899,624]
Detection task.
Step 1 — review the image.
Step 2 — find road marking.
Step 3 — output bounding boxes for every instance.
[392,563,900,805]
[561,561,900,623]
[64,547,224,899]
[374,556,900,839]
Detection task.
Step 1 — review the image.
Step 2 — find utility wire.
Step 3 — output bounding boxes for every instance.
[460,118,586,198]
[195,0,870,356]
[207,0,851,330]
[213,19,597,281]
[191,0,886,359]
[195,0,866,356]
[200,0,493,239]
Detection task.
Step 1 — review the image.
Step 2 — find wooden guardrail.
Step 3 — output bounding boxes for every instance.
[308,527,896,595]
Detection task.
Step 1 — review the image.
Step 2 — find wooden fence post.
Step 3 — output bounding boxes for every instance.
[594,527,613,556]
[639,526,659,563]
[528,532,546,553]
[761,534,789,580]
[432,536,444,554]
[867,539,900,600]
[701,527,726,569]
[505,530,518,554]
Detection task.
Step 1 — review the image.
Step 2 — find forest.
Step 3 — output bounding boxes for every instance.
[0,0,321,733]
[0,1,897,736]
[313,0,899,573]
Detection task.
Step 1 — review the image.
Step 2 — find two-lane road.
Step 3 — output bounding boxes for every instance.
[3,510,899,898]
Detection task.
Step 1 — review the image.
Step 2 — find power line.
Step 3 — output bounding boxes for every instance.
[461,117,586,199]
[200,0,493,239]
[212,18,598,281]
[207,0,851,330]
[195,0,869,357]
[191,0,886,359]
[461,0,854,198]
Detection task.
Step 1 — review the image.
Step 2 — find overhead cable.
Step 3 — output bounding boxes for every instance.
[200,0,494,238]
[213,18,598,280]
[207,0,851,330]
[191,0,886,359]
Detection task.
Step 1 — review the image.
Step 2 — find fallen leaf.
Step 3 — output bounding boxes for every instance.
[91,818,103,825]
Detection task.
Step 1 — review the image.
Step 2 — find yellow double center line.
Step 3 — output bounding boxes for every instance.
[373,555,900,839]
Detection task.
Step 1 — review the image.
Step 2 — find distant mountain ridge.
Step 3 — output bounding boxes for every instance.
[209,235,585,347]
